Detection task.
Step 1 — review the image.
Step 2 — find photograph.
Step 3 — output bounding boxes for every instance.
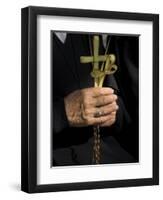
[52,31,139,166]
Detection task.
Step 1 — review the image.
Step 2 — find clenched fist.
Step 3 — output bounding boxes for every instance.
[64,87,118,127]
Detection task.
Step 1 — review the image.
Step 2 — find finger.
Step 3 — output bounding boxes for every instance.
[100,117,116,127]
[110,111,116,116]
[86,114,115,126]
[93,94,117,107]
[89,87,114,97]
[100,112,116,127]
[81,105,94,119]
[99,114,116,127]
[81,87,115,108]
[97,102,118,116]
[81,102,118,119]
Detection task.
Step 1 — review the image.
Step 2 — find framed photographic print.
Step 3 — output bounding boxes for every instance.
[21,6,159,193]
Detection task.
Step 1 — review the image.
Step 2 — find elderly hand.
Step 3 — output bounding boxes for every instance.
[64,87,118,127]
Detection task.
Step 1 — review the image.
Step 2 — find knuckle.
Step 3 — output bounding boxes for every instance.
[98,89,103,96]
[111,95,117,102]
[99,96,106,105]
[82,107,90,116]
[112,95,115,102]
[114,95,118,100]
[111,102,117,110]
[84,108,90,115]
[81,89,87,98]
[83,98,88,107]
[95,87,103,96]
[83,117,91,125]
[107,116,111,121]
[108,95,113,103]
[107,106,114,113]
[102,97,107,104]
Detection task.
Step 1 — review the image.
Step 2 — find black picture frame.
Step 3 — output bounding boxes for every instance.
[21,6,159,193]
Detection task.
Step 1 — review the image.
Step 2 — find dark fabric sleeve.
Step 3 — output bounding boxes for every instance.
[53,97,69,133]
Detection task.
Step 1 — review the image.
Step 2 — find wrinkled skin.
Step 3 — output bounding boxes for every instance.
[64,87,118,127]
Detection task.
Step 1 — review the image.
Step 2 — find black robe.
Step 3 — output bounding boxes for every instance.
[52,33,139,166]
